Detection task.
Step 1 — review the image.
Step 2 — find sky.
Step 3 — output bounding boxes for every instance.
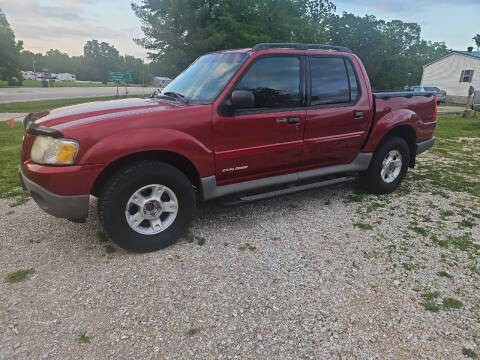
[0,0,478,59]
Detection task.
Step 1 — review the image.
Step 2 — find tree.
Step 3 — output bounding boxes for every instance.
[82,40,122,83]
[132,0,336,76]
[473,34,480,51]
[0,9,23,84]
[327,12,449,90]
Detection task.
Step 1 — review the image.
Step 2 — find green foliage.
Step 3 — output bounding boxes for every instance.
[132,1,449,89]
[462,347,478,359]
[18,41,153,84]
[5,268,35,283]
[132,0,335,76]
[327,13,449,90]
[442,297,463,310]
[0,9,23,84]
[76,332,92,344]
[473,34,480,51]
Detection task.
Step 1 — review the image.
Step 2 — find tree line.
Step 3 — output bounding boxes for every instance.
[0,9,153,85]
[133,0,452,90]
[1,2,478,89]
[19,41,153,84]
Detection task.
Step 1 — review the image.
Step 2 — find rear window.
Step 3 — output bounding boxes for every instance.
[424,87,439,92]
[310,57,359,106]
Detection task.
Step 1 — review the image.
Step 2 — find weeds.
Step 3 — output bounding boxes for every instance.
[5,268,35,283]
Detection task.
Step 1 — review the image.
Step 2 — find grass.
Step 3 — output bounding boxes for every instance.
[186,328,201,337]
[8,195,29,207]
[185,233,207,246]
[104,245,115,254]
[437,270,453,279]
[76,332,92,344]
[435,114,480,139]
[401,263,415,271]
[0,122,26,198]
[420,291,441,312]
[97,231,110,243]
[0,79,146,88]
[354,223,373,230]
[421,291,440,301]
[462,347,478,359]
[421,301,440,312]
[5,268,35,283]
[0,95,144,113]
[442,297,463,310]
[239,243,257,251]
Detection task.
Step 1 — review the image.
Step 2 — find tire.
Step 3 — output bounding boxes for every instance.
[359,136,410,194]
[98,161,195,252]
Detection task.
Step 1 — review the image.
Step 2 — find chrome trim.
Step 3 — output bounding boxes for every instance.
[201,153,373,200]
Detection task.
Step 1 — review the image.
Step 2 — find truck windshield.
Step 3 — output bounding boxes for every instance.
[160,53,249,104]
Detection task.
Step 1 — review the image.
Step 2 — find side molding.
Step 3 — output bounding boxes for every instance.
[201,153,373,200]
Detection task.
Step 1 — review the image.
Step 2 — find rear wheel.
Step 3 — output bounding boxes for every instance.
[360,137,410,194]
[98,161,195,252]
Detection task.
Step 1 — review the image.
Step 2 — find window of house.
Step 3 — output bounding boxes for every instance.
[234,57,301,109]
[310,57,359,106]
[460,70,474,83]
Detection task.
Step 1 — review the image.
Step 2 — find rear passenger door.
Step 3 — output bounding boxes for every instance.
[300,56,371,169]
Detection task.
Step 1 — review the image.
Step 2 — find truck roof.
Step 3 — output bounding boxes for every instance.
[211,42,353,55]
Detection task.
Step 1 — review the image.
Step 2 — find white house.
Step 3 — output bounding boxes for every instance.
[421,48,480,103]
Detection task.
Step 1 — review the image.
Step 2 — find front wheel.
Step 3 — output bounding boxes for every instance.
[98,161,195,252]
[359,137,410,194]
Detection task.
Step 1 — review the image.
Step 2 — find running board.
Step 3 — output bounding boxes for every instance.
[217,176,355,207]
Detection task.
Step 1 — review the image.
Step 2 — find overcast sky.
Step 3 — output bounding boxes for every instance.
[1,0,478,59]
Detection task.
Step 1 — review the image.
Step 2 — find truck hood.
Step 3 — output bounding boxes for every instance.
[34,97,184,129]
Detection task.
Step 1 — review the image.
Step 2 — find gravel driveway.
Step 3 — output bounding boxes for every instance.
[1,144,479,359]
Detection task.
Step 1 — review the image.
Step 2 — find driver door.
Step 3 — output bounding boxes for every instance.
[212,55,306,185]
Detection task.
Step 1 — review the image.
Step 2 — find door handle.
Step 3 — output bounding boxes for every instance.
[287,117,300,124]
[354,111,364,119]
[276,118,287,124]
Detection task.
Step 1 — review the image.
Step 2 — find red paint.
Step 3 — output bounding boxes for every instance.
[20,47,436,197]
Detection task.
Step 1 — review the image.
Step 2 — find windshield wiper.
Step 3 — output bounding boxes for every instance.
[163,91,189,104]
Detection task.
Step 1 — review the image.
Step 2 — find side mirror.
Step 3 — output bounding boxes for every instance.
[231,90,255,109]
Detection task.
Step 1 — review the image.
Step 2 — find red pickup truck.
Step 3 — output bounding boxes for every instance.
[19,43,436,252]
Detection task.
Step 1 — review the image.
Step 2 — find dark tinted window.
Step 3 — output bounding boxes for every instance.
[346,60,359,100]
[424,86,439,92]
[235,57,301,109]
[310,57,349,105]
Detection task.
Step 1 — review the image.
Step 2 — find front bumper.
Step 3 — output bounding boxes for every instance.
[416,137,435,155]
[19,167,90,221]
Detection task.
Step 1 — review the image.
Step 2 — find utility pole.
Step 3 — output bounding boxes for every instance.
[33,59,36,80]
[143,55,146,97]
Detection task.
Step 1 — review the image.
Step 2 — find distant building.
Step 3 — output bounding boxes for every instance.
[21,71,36,80]
[56,73,77,82]
[421,47,480,103]
[152,76,172,87]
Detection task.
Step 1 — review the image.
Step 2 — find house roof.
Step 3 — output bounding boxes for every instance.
[424,50,480,67]
[453,50,480,59]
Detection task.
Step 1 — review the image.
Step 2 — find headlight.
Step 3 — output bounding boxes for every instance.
[30,136,79,165]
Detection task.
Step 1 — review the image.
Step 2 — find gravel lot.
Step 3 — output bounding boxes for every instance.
[1,148,479,359]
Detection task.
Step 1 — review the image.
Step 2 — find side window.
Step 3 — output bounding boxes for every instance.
[310,57,359,106]
[345,60,359,101]
[235,57,301,109]
[460,70,474,83]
